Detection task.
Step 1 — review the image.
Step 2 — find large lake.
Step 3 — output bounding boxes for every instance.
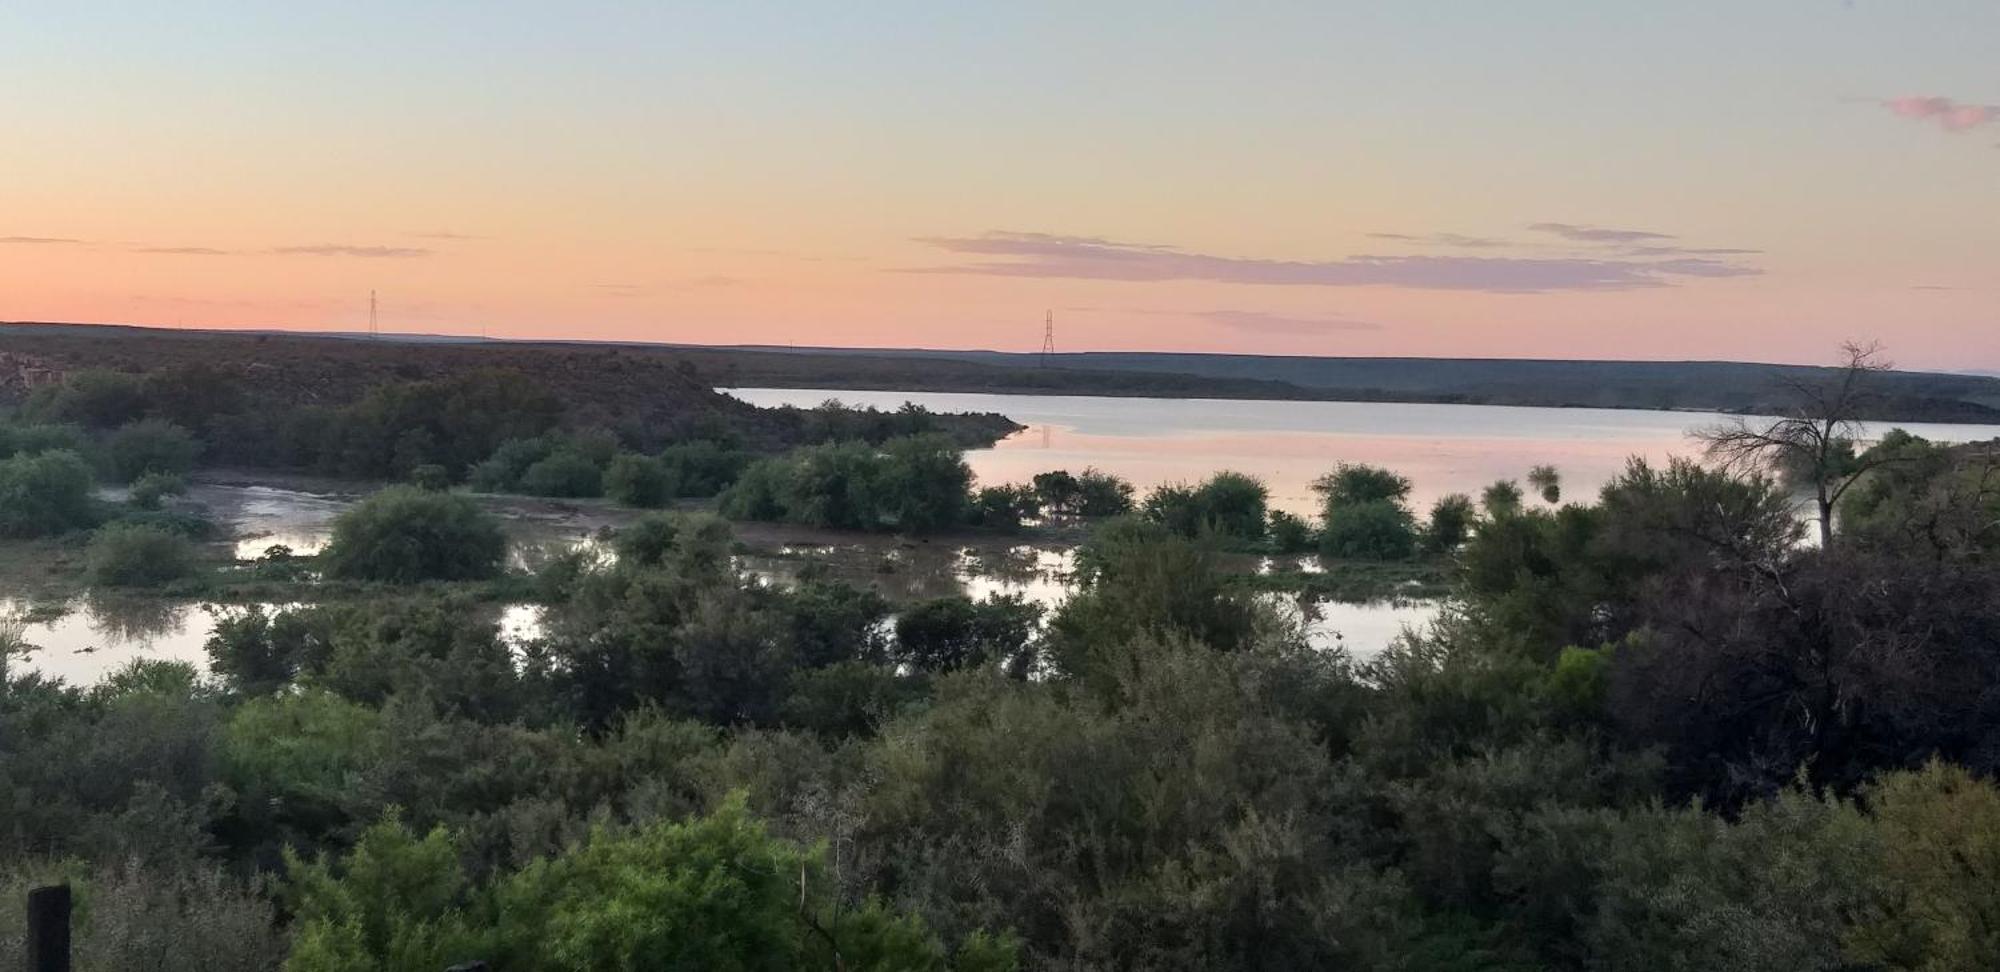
[726,388,2000,515]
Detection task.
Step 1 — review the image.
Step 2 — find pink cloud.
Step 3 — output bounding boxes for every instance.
[1883,95,2000,133]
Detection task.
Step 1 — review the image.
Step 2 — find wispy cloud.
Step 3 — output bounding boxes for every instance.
[1882,95,2000,133]
[135,246,231,255]
[1367,231,1507,249]
[407,230,487,240]
[1192,310,1382,334]
[271,244,431,258]
[1527,222,1675,245]
[908,231,1757,293]
[1624,244,1762,257]
[2,236,84,245]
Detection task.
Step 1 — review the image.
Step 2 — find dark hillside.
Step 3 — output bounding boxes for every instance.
[0,323,1019,448]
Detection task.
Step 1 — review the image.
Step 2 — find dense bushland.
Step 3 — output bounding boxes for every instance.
[8,351,2000,969]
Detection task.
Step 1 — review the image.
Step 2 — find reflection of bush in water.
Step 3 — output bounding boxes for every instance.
[962,544,1065,586]
[83,593,190,642]
[0,619,25,662]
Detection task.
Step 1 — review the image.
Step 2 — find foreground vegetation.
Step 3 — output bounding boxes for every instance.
[4,345,2000,969]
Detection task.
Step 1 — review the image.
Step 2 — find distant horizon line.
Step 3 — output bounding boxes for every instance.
[4,318,1996,380]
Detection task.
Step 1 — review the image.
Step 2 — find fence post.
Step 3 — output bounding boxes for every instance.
[25,885,71,972]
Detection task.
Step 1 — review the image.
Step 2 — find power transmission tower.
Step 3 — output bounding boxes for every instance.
[369,290,378,340]
[1040,310,1054,366]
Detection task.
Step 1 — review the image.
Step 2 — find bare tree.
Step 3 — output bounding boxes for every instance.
[1697,341,1907,548]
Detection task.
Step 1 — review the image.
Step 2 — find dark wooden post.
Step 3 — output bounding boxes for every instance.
[25,885,71,972]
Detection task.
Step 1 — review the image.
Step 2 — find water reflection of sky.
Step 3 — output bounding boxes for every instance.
[727,388,2000,516]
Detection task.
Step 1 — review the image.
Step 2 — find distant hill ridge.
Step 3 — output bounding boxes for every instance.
[5,321,1998,425]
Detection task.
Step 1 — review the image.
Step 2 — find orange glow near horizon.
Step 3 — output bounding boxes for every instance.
[3,4,1996,371]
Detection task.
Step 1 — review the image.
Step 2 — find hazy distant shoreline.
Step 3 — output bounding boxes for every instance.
[6,321,2000,426]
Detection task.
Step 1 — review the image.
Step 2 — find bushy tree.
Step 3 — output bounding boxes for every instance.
[1838,431,1999,561]
[0,421,87,458]
[657,440,753,497]
[25,369,147,428]
[466,437,554,492]
[127,471,187,510]
[1034,468,1134,517]
[1314,464,1412,508]
[86,522,199,588]
[0,448,96,537]
[320,487,506,582]
[516,449,603,498]
[894,594,1042,674]
[1051,519,1259,680]
[1314,464,1420,560]
[1074,468,1135,517]
[285,797,1011,971]
[407,463,451,491]
[102,418,200,483]
[1423,493,1477,555]
[719,457,792,521]
[778,441,881,530]
[1031,470,1082,514]
[1143,471,1269,542]
[1321,500,1419,560]
[720,436,977,533]
[603,452,676,508]
[1267,509,1316,553]
[1482,479,1524,518]
[878,434,973,533]
[970,484,1040,531]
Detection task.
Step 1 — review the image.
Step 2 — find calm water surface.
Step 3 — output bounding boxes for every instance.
[726,388,2000,515]
[22,392,1983,684]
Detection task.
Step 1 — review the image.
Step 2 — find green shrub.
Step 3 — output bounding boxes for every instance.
[408,463,451,491]
[516,450,603,498]
[718,436,975,533]
[1267,509,1316,553]
[971,484,1041,531]
[86,522,199,588]
[283,797,1006,971]
[877,434,972,533]
[1482,479,1524,517]
[1144,471,1267,541]
[319,487,506,582]
[1313,464,1412,507]
[718,457,791,521]
[1321,499,1419,560]
[612,512,680,566]
[466,437,555,492]
[1074,468,1135,516]
[102,418,200,484]
[0,421,87,458]
[778,441,882,530]
[1033,468,1135,517]
[658,440,752,496]
[1423,493,1478,555]
[604,453,676,508]
[25,369,148,428]
[894,595,1042,673]
[127,472,187,510]
[0,448,96,537]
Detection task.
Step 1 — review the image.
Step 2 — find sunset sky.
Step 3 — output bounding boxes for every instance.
[3,2,1996,370]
